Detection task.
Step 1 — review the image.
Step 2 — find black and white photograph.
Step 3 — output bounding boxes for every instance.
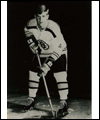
[1,1,99,119]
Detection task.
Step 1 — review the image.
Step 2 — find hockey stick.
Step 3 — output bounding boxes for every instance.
[36,53,57,118]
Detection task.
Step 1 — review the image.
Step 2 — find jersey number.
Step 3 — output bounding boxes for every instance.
[38,40,49,50]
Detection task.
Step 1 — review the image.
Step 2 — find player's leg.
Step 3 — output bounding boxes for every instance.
[54,71,69,116]
[54,71,69,101]
[23,56,40,111]
[53,52,69,116]
[28,71,40,99]
[23,70,40,111]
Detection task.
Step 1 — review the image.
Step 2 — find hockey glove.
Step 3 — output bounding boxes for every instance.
[38,56,55,77]
[29,42,38,54]
[26,35,41,54]
[38,63,50,77]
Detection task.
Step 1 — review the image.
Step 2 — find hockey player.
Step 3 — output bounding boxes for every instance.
[23,4,69,116]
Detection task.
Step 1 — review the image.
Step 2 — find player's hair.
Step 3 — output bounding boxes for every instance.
[35,4,49,14]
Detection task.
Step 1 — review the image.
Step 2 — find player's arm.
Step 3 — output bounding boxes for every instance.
[38,25,66,77]
[24,26,39,54]
[45,26,66,67]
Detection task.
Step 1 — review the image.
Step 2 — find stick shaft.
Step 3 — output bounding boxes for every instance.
[36,54,55,116]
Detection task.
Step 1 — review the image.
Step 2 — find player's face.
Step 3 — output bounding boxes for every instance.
[36,12,49,28]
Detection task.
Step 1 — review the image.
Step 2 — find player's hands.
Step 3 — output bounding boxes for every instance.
[29,42,38,54]
[38,63,50,77]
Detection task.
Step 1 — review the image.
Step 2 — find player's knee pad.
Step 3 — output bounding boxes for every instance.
[53,71,67,83]
[29,70,40,82]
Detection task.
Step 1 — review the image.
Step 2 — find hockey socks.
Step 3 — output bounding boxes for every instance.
[29,71,40,98]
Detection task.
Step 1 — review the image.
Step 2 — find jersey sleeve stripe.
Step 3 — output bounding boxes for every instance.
[51,53,59,60]
[26,26,37,29]
[46,28,56,38]
[53,51,60,58]
[41,53,52,55]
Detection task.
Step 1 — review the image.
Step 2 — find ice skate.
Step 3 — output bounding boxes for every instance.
[22,97,35,112]
[57,100,69,118]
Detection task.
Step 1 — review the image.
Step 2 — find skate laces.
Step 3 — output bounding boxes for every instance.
[59,100,67,109]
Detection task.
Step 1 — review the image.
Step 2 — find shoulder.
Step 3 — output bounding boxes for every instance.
[46,20,61,37]
[47,20,61,31]
[26,18,37,27]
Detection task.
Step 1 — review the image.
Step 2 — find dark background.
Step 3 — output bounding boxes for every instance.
[7,1,91,99]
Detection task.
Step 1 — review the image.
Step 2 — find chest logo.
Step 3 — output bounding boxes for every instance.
[38,40,49,50]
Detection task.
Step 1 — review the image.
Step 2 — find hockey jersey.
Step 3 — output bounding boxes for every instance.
[24,18,67,60]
